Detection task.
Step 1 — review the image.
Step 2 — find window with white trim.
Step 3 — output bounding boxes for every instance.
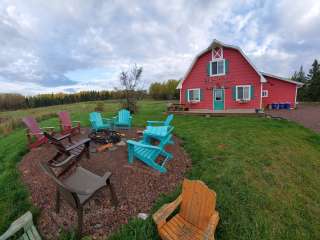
[210,59,225,76]
[236,85,251,101]
[188,88,200,102]
[262,90,268,97]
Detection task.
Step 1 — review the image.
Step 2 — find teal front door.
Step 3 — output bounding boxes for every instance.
[214,89,224,110]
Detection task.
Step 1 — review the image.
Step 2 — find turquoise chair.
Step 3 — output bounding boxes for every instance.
[146,114,174,127]
[144,126,174,144]
[113,109,132,129]
[127,133,173,173]
[89,112,113,132]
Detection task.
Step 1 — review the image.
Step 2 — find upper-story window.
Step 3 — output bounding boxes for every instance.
[210,59,226,76]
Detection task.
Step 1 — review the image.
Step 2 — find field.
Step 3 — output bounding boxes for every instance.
[0,100,320,240]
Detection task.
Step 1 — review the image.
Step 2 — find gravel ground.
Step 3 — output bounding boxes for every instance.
[19,128,191,239]
[266,103,320,133]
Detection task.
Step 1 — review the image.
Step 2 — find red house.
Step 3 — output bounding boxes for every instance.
[177,39,303,112]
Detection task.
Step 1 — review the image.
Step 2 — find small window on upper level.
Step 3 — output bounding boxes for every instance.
[262,90,268,97]
[210,59,225,76]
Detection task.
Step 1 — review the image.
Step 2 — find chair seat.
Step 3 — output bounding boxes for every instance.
[145,126,168,137]
[62,167,111,204]
[134,145,158,160]
[160,214,205,240]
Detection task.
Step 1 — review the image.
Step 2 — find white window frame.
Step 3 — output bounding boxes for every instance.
[187,88,201,102]
[236,85,251,101]
[262,90,268,97]
[210,59,226,76]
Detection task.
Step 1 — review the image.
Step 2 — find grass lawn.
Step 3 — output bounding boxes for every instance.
[0,100,320,239]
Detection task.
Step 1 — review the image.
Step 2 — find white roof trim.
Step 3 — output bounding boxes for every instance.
[177,39,267,89]
[261,72,304,86]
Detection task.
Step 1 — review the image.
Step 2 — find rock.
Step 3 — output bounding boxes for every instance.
[137,213,149,220]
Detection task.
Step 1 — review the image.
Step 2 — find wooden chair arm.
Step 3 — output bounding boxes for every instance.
[203,211,219,240]
[152,195,182,229]
[147,120,164,126]
[0,211,33,240]
[54,133,71,141]
[41,126,55,130]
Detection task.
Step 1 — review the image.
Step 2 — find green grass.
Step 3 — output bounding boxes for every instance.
[0,100,320,239]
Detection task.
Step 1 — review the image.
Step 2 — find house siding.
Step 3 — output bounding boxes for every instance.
[181,47,261,110]
[262,76,298,109]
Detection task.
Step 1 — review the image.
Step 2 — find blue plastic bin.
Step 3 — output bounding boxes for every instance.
[271,103,279,109]
[279,103,285,109]
[285,103,291,109]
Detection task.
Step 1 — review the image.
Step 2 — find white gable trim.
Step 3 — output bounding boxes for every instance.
[177,39,267,89]
[261,72,304,86]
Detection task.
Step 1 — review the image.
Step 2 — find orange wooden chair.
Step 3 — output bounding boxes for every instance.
[153,179,219,240]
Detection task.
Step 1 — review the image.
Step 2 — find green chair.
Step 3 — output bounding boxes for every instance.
[89,112,113,132]
[0,211,41,240]
[127,132,173,173]
[113,109,132,129]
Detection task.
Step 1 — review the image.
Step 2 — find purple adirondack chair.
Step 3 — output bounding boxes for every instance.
[58,111,81,135]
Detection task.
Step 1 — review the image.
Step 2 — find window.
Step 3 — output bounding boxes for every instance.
[236,85,251,101]
[188,88,201,102]
[262,90,268,97]
[210,59,225,76]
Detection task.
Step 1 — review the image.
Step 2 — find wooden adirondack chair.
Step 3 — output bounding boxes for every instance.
[44,132,90,176]
[127,132,173,173]
[0,211,41,240]
[113,109,132,129]
[146,114,174,127]
[58,111,81,135]
[143,126,174,144]
[89,112,113,132]
[40,162,118,239]
[153,179,219,240]
[22,116,55,149]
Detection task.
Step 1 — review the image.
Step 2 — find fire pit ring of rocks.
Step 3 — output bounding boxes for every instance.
[88,130,122,144]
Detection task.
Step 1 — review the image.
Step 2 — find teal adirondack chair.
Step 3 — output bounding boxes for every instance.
[146,114,174,127]
[0,211,41,240]
[89,112,113,131]
[144,126,174,144]
[127,132,173,173]
[113,109,132,129]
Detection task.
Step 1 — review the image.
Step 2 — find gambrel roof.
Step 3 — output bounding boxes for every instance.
[177,39,302,89]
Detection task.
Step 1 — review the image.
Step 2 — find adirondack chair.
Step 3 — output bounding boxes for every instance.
[153,179,219,240]
[143,126,174,144]
[44,132,90,175]
[22,116,55,149]
[146,114,174,127]
[0,211,41,240]
[113,109,132,129]
[127,132,173,173]
[40,162,118,239]
[89,112,113,132]
[58,111,81,135]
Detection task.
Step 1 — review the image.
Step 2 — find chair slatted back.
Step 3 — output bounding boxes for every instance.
[58,111,72,127]
[22,117,43,140]
[43,132,68,154]
[90,112,103,127]
[164,114,174,126]
[118,109,130,124]
[179,179,217,231]
[40,162,79,209]
[158,127,174,149]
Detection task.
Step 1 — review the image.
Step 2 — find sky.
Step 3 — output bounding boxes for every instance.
[0,0,319,95]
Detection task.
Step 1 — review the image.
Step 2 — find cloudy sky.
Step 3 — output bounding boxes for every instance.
[0,0,319,95]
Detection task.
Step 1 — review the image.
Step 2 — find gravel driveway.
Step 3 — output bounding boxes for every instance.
[266,103,320,133]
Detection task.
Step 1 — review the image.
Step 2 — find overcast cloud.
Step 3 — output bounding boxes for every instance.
[0,0,319,95]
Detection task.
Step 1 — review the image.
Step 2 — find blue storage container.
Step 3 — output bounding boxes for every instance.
[272,103,279,109]
[285,103,291,109]
[279,103,285,109]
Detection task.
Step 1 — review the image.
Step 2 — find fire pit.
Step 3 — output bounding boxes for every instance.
[88,130,122,144]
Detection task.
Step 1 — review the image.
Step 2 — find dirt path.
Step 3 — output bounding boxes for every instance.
[19,128,191,239]
[266,103,320,133]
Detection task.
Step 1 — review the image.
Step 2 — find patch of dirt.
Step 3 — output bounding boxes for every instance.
[266,103,320,133]
[19,128,191,239]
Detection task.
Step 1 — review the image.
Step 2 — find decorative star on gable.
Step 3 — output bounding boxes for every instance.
[212,47,223,59]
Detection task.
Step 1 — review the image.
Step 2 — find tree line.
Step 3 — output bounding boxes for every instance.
[149,79,180,100]
[292,59,320,101]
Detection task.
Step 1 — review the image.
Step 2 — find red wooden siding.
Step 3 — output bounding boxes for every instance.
[262,76,297,108]
[181,47,261,110]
